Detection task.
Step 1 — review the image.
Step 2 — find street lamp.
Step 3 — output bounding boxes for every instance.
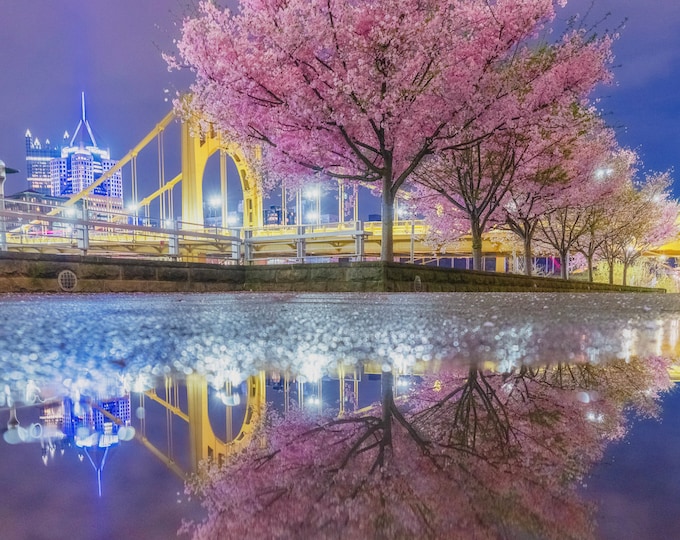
[3,405,27,445]
[209,195,221,210]
[594,167,613,181]
[303,185,321,225]
[206,195,222,229]
[0,160,19,252]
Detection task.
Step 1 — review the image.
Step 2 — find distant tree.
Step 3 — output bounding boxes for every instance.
[504,115,614,277]
[597,171,679,285]
[407,30,613,271]
[171,0,612,262]
[533,148,633,279]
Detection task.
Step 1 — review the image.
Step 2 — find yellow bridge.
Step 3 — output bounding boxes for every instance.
[0,110,534,270]
[1,109,677,269]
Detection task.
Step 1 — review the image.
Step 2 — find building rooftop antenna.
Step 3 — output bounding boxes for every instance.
[69,92,98,148]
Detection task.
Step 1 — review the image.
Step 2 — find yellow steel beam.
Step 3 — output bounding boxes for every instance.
[136,173,182,209]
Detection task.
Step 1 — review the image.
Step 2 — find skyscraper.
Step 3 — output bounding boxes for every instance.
[25,130,65,195]
[49,93,124,215]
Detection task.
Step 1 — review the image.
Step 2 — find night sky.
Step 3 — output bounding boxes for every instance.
[1,1,679,200]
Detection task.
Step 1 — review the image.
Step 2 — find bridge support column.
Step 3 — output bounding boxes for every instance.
[296,225,306,261]
[244,229,253,263]
[354,221,365,262]
[77,200,89,255]
[169,220,179,260]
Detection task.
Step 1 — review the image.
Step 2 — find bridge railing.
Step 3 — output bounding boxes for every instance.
[0,197,526,267]
[0,198,375,264]
[242,220,370,264]
[0,197,244,263]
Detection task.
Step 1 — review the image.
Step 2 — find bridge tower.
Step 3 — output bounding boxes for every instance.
[138,372,266,476]
[185,372,266,470]
[180,122,264,229]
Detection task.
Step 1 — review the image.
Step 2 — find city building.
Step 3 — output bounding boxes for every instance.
[25,93,124,219]
[51,94,123,217]
[3,189,80,234]
[25,130,65,195]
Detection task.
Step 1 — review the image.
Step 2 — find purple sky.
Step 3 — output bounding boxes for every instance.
[1,1,680,201]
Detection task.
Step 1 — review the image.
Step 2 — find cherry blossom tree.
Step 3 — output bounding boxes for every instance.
[533,148,633,279]
[410,35,612,270]
[503,114,614,276]
[171,0,612,261]
[596,171,679,286]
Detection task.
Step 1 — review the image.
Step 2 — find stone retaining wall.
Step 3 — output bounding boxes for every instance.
[0,252,662,293]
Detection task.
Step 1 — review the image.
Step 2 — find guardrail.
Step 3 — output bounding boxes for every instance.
[0,199,374,264]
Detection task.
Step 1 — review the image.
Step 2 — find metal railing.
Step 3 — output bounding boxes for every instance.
[0,199,374,264]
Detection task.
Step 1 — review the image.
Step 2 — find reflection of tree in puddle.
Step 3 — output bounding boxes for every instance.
[183,357,673,539]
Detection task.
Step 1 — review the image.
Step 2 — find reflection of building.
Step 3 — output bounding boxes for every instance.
[40,394,131,445]
[39,393,133,496]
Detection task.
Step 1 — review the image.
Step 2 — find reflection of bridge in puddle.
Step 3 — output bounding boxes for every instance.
[4,352,678,490]
[0,364,421,491]
[139,364,420,478]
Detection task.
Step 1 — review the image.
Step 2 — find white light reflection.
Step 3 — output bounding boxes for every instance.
[619,328,636,362]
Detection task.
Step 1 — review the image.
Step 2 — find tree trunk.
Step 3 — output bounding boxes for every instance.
[560,250,569,280]
[587,254,594,283]
[608,261,614,284]
[471,221,483,271]
[622,262,629,286]
[381,178,395,262]
[523,234,533,277]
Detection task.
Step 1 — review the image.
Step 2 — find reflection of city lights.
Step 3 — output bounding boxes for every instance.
[670,320,679,352]
[304,187,320,200]
[133,375,151,393]
[209,196,221,208]
[576,391,590,404]
[306,396,321,406]
[301,356,326,382]
[655,320,664,356]
[2,384,12,407]
[24,380,40,403]
[586,411,605,423]
[305,211,319,222]
[620,328,636,361]
[216,391,241,406]
[214,369,243,389]
[118,425,136,441]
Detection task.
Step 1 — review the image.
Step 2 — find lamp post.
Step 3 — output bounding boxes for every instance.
[304,185,321,225]
[397,200,416,264]
[0,160,19,251]
[208,195,222,231]
[3,405,26,445]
